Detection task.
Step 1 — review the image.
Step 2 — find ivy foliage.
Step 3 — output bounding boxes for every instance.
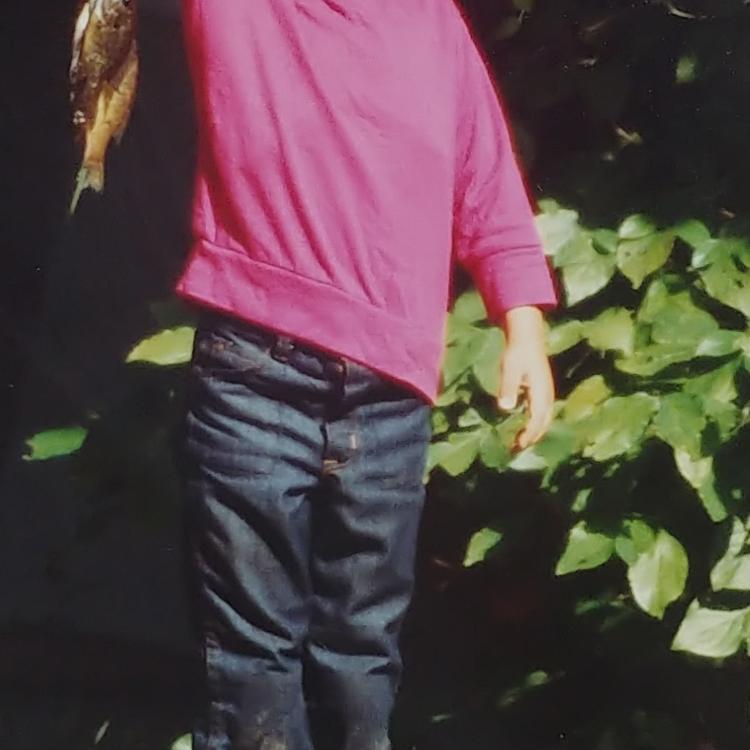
[431,200,750,660]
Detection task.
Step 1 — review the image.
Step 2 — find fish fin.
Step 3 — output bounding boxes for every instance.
[69,163,104,215]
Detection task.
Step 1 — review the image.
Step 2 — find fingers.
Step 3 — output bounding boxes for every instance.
[498,354,522,412]
[516,399,552,451]
[498,343,556,451]
[515,373,554,451]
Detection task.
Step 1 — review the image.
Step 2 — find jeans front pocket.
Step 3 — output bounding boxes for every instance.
[191,318,273,383]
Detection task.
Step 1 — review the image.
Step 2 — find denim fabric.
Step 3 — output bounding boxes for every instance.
[179,309,432,750]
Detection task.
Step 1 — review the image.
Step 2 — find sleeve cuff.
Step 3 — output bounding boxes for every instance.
[470,248,559,323]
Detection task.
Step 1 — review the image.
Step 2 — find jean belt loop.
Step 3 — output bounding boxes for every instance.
[324,356,347,383]
[271,334,295,363]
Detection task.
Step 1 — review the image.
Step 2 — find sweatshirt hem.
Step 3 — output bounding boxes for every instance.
[174,239,443,403]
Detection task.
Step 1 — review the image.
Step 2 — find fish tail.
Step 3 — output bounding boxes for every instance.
[69,163,104,215]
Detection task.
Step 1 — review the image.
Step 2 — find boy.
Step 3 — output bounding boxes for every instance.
[177,1,557,748]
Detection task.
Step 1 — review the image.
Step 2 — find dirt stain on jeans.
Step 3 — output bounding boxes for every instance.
[243,710,287,750]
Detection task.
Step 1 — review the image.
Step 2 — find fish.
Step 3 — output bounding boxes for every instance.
[69,0,138,214]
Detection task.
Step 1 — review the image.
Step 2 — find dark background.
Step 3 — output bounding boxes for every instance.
[1,2,199,746]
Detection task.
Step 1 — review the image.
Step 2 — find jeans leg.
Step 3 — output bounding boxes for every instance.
[306,370,431,750]
[181,320,326,750]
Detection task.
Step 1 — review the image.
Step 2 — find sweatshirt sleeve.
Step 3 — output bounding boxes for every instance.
[452,16,557,321]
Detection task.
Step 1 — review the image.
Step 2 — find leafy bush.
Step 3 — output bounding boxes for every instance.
[434,200,750,656]
[417,201,750,748]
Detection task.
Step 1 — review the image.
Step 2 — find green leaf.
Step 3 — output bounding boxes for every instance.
[673,450,729,522]
[703,398,741,441]
[23,426,88,461]
[690,237,741,269]
[674,219,711,249]
[94,720,110,745]
[695,330,742,357]
[592,229,619,254]
[471,327,504,396]
[527,421,580,472]
[435,385,462,408]
[618,214,657,241]
[697,478,730,523]
[441,325,485,385]
[684,360,739,403]
[445,312,477,345]
[547,320,585,355]
[641,285,719,347]
[562,375,611,422]
[653,392,706,458]
[672,600,750,658]
[616,342,696,376]
[615,535,638,565]
[585,308,635,356]
[431,409,450,436]
[581,394,658,462]
[617,232,674,289]
[690,241,715,270]
[497,670,555,709]
[535,204,580,258]
[616,281,722,374]
[170,735,192,750]
[126,326,196,366]
[711,517,750,591]
[699,241,750,318]
[572,488,593,513]
[623,519,656,553]
[464,528,503,567]
[508,421,579,476]
[443,325,503,391]
[481,413,527,471]
[556,521,615,575]
[702,263,750,319]
[627,528,689,619]
[457,408,485,429]
[507,447,548,472]
[478,424,514,469]
[673,448,711,487]
[452,290,487,323]
[676,54,698,84]
[428,429,484,476]
[559,234,617,306]
[513,417,578,473]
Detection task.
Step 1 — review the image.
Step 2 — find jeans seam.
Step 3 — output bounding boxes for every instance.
[203,628,223,748]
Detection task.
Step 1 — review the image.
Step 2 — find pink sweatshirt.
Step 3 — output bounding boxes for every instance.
[175,0,557,402]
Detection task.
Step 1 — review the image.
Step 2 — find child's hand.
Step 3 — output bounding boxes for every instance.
[497,306,555,451]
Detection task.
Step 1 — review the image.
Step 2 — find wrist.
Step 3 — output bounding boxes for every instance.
[501,306,545,344]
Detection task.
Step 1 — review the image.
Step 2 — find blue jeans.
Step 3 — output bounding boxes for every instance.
[180,309,431,750]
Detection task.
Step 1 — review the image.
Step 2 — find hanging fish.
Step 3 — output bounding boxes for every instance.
[69,0,138,214]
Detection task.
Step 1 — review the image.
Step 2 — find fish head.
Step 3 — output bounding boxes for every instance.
[91,0,136,21]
